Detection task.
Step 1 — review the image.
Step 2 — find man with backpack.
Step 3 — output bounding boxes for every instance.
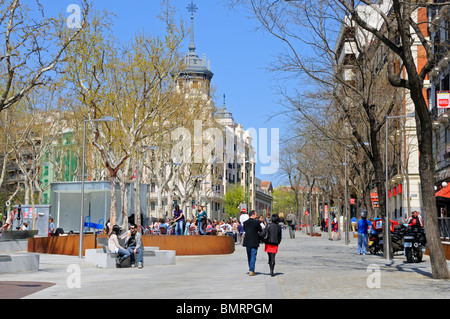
[286,211,297,239]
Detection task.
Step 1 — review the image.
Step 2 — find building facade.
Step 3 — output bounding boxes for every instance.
[334,0,423,221]
[429,3,450,217]
[144,4,264,221]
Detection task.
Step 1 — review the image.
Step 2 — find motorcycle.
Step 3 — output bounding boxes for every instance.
[403,225,427,263]
[368,230,383,255]
[368,221,406,255]
[391,224,408,254]
[368,218,383,255]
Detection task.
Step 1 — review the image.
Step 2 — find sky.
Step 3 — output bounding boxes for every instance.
[44,0,293,186]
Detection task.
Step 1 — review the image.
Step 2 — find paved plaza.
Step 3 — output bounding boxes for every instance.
[1,229,449,299]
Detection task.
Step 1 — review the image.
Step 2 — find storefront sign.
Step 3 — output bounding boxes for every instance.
[437,91,450,109]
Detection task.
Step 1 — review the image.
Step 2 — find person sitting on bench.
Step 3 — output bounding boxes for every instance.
[108,225,130,268]
[124,224,143,269]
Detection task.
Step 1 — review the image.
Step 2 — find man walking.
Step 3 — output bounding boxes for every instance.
[357,210,369,255]
[286,211,297,239]
[243,210,262,276]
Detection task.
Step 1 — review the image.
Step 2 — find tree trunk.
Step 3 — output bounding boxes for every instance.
[120,180,128,231]
[110,175,117,231]
[410,88,450,279]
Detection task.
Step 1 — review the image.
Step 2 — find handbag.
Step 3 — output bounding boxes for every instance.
[259,227,269,243]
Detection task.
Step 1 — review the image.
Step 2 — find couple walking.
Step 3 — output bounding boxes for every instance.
[243,211,282,277]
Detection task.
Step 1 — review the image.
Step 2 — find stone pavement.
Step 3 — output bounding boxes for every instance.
[1,229,449,299]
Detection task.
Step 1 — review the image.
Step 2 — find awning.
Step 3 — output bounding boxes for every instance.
[436,184,450,200]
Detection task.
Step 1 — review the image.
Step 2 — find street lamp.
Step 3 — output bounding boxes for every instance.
[79,116,116,258]
[385,113,415,261]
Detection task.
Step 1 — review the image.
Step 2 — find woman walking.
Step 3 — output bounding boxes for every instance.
[264,214,282,277]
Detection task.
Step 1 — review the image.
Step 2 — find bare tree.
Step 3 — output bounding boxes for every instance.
[0,0,89,113]
[228,0,449,279]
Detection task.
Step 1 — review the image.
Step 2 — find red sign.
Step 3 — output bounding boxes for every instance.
[437,91,450,109]
[304,211,309,216]
[241,208,246,213]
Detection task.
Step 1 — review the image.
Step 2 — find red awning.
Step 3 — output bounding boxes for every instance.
[436,184,450,199]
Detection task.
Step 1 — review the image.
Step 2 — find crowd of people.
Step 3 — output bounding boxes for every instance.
[109,205,295,242]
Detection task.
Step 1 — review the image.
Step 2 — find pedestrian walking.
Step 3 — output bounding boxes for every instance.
[264,214,282,277]
[357,210,369,255]
[243,210,262,276]
[330,213,340,241]
[239,209,249,226]
[286,211,297,239]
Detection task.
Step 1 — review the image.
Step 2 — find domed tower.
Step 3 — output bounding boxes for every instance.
[176,1,214,101]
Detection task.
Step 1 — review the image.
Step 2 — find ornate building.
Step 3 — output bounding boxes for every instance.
[145,1,263,221]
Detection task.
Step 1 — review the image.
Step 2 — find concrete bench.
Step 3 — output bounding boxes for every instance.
[86,243,175,269]
[90,248,175,269]
[85,246,159,263]
[0,254,40,273]
[92,235,175,268]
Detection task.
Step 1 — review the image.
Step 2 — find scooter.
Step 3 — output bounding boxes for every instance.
[368,221,406,255]
[368,228,383,255]
[403,225,427,263]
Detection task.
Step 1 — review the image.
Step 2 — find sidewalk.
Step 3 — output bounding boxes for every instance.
[1,230,449,299]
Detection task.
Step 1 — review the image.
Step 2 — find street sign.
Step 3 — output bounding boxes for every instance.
[304,211,309,216]
[242,208,246,213]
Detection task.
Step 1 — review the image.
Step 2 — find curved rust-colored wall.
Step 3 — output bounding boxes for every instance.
[27,234,96,256]
[28,234,235,256]
[141,235,235,256]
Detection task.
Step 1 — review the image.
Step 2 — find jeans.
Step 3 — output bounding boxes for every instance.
[127,246,143,264]
[198,220,206,235]
[357,233,368,254]
[117,247,130,261]
[246,247,258,272]
[175,220,184,235]
[288,225,295,238]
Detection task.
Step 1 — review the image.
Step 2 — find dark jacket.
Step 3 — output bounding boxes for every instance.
[265,223,282,246]
[243,218,262,248]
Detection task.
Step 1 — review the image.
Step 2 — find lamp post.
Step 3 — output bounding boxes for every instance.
[385,113,415,261]
[79,116,116,258]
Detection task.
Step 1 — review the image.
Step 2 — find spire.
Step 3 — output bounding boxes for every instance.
[187,0,198,53]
